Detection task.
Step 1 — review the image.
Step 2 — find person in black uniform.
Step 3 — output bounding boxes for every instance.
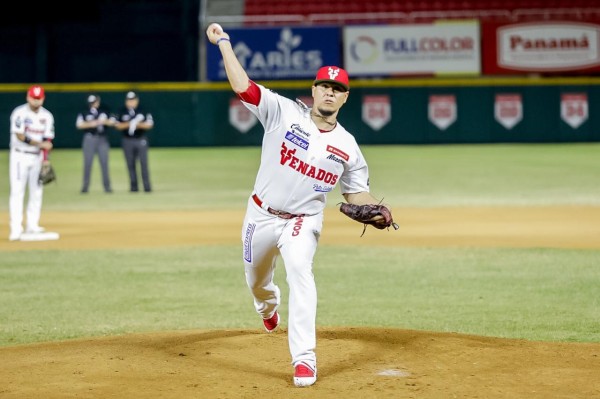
[114,91,154,192]
[76,94,115,193]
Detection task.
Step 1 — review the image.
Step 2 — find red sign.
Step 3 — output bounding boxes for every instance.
[326,145,349,161]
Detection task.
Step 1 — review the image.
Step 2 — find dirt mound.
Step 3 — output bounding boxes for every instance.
[1,327,599,398]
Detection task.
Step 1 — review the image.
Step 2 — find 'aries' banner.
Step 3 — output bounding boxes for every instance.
[343,21,481,77]
[206,27,342,81]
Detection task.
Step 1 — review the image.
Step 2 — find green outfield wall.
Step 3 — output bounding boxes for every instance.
[1,77,599,149]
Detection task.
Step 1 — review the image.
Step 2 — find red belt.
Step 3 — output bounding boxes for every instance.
[252,194,304,220]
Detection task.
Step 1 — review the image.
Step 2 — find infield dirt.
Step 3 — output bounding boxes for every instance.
[1,206,599,398]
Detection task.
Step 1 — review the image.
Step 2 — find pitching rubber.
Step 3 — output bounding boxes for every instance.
[19,232,60,241]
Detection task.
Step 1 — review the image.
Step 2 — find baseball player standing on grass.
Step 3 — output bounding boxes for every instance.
[8,85,55,241]
[207,23,396,387]
[76,94,115,194]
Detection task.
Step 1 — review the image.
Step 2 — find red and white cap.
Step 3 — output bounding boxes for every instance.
[27,85,45,100]
[313,66,349,91]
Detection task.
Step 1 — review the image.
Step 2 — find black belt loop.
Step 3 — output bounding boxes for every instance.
[252,194,304,220]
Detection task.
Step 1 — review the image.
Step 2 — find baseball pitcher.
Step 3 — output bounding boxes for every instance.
[206,23,397,387]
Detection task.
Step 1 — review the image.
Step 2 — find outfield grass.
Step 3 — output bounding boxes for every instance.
[1,143,598,211]
[0,144,599,346]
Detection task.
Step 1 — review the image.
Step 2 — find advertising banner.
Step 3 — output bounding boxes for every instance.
[344,21,480,77]
[494,94,523,130]
[362,95,391,131]
[428,95,457,130]
[561,93,588,129]
[482,21,600,74]
[229,97,257,133]
[206,27,342,81]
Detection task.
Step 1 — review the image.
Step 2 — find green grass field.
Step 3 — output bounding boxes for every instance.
[1,144,599,347]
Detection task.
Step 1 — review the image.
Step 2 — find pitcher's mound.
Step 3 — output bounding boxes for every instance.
[1,327,598,398]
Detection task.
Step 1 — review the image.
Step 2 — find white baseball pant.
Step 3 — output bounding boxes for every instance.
[9,149,44,238]
[241,196,323,371]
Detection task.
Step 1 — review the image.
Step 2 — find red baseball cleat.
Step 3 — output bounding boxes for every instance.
[293,362,317,387]
[263,311,280,333]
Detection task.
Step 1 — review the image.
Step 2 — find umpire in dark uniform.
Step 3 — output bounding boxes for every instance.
[76,94,115,193]
[114,91,154,192]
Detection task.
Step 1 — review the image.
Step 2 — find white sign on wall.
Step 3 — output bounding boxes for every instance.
[362,95,391,131]
[229,98,258,133]
[344,21,481,76]
[498,22,600,71]
[495,94,523,129]
[428,95,457,130]
[561,93,588,129]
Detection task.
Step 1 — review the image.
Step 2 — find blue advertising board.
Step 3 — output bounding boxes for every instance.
[206,26,342,81]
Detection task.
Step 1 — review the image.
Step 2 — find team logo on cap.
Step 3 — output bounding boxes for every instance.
[328,67,340,80]
[28,85,45,99]
[314,66,349,90]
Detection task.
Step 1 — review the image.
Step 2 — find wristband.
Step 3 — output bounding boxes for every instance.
[24,137,32,144]
[216,38,230,45]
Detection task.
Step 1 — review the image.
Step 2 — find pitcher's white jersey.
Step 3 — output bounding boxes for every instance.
[242,83,369,215]
[10,104,55,149]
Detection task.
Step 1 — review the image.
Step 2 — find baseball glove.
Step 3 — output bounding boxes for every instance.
[338,202,399,236]
[39,161,57,185]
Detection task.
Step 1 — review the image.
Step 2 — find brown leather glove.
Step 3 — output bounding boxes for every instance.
[39,161,57,185]
[338,203,399,236]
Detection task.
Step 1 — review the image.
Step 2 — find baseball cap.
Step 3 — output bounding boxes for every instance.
[313,66,349,91]
[126,91,138,100]
[27,85,45,100]
[87,94,100,103]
